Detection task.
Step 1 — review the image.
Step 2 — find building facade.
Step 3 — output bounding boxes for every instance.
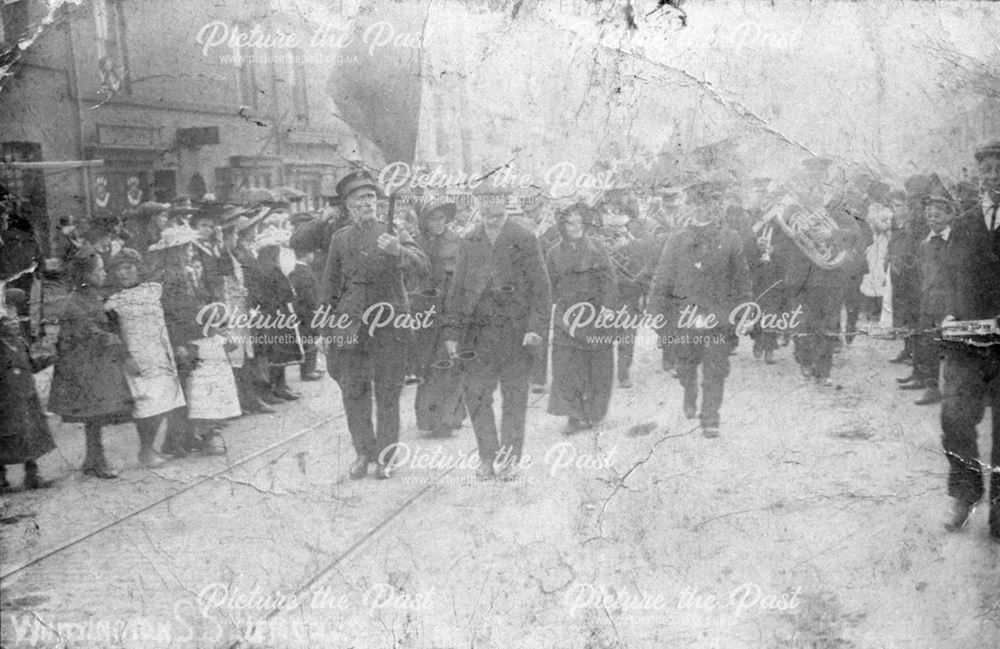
[0,0,383,247]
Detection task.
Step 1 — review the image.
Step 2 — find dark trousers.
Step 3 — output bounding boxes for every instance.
[548,344,614,424]
[460,325,533,463]
[940,349,999,524]
[794,283,844,379]
[674,333,731,426]
[750,324,779,353]
[300,342,318,377]
[843,271,863,338]
[414,335,467,432]
[912,313,943,384]
[331,327,408,464]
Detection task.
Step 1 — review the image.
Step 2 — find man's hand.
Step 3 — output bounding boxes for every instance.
[444,340,459,358]
[522,332,543,346]
[377,233,401,256]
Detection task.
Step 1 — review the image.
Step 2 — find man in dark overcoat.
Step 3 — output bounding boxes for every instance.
[320,171,429,480]
[648,182,751,438]
[443,187,551,479]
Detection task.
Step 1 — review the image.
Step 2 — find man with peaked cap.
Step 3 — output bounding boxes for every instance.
[443,183,551,479]
[938,138,1000,541]
[649,181,751,438]
[320,170,429,480]
[784,161,862,386]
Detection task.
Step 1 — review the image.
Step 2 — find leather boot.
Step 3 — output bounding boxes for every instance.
[915,385,942,406]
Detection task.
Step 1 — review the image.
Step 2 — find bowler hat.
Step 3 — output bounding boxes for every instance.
[974,138,1000,162]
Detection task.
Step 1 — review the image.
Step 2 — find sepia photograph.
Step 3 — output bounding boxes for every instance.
[0,0,998,647]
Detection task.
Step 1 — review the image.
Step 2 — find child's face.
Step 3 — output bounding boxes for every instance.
[114,262,140,288]
[925,203,954,232]
[195,219,214,240]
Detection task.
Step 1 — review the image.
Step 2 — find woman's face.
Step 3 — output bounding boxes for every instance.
[562,213,584,242]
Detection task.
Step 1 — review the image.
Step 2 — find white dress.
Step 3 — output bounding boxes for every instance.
[105,283,186,419]
[220,252,253,368]
[186,334,242,420]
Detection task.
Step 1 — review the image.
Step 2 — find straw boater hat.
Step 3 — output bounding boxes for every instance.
[255,223,291,248]
[107,247,143,271]
[147,224,201,251]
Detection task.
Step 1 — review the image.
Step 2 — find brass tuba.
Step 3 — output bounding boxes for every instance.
[762,193,847,270]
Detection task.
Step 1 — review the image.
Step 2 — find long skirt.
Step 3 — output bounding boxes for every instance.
[547,344,614,423]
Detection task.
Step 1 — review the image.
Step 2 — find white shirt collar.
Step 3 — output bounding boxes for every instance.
[926,226,951,242]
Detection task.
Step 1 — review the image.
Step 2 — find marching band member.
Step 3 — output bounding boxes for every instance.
[546,202,617,435]
[649,182,751,438]
[443,186,551,479]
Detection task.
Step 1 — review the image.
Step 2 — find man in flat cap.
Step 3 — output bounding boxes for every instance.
[938,138,1000,542]
[443,184,552,479]
[320,170,429,480]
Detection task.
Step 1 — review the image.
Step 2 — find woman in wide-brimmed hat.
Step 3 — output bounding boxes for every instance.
[153,225,240,457]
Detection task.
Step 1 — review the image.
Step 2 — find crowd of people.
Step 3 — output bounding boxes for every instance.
[1,138,997,542]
